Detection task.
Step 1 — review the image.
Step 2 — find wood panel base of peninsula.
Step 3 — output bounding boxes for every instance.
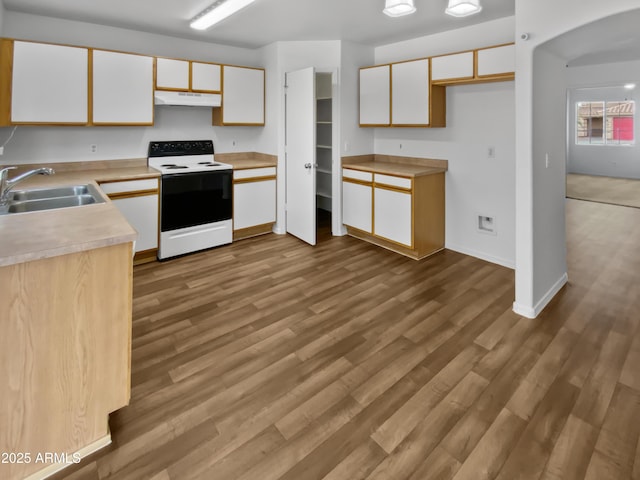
[0,243,133,480]
[346,227,444,260]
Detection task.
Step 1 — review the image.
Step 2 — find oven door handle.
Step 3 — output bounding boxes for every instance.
[167,224,228,239]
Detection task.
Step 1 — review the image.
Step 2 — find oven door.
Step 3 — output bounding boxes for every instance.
[160,170,232,232]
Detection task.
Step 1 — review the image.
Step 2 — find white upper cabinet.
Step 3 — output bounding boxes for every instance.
[477,44,515,77]
[215,65,265,125]
[191,62,221,93]
[359,65,390,126]
[92,50,154,125]
[11,41,88,124]
[156,57,190,90]
[391,59,430,126]
[431,51,474,82]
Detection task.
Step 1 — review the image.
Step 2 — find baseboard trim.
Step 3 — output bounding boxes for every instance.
[25,433,111,480]
[445,242,515,269]
[513,272,568,319]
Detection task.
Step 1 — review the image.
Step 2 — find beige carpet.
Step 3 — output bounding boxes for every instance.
[566,173,640,209]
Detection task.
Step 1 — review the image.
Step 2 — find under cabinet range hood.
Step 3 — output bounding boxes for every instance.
[154,91,222,107]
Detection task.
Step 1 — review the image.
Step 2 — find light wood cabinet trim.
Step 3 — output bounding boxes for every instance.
[343,177,373,187]
[105,189,159,200]
[233,175,277,184]
[373,183,413,194]
[134,248,158,265]
[0,243,132,480]
[0,39,13,126]
[233,223,274,240]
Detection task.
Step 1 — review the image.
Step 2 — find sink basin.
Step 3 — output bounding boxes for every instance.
[1,183,106,215]
[10,185,91,201]
[8,195,100,213]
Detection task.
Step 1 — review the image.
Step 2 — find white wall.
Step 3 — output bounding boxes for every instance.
[0,1,5,37]
[514,0,640,318]
[0,11,263,164]
[567,62,640,179]
[0,108,263,164]
[374,17,516,268]
[531,47,568,305]
[376,16,515,64]
[340,41,375,158]
[256,40,342,234]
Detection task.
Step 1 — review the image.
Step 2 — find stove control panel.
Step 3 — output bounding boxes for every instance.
[148,140,214,157]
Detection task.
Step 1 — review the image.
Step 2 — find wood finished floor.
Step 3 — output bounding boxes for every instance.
[56,200,640,480]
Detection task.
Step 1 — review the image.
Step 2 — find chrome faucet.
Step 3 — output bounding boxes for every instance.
[0,166,55,205]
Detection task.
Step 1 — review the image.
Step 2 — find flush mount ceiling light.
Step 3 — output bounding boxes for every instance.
[190,0,257,30]
[445,0,482,17]
[624,83,636,90]
[383,0,417,17]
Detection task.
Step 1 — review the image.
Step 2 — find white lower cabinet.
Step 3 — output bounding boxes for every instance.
[234,180,276,230]
[99,178,159,260]
[374,187,412,247]
[233,167,276,238]
[342,180,372,233]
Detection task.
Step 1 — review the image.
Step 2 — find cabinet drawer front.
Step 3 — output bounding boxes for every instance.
[343,169,372,182]
[233,167,276,180]
[477,44,515,77]
[343,181,372,233]
[374,173,412,190]
[100,179,159,195]
[374,187,412,247]
[431,51,474,81]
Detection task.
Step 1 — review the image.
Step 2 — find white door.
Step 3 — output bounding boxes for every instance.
[285,67,316,245]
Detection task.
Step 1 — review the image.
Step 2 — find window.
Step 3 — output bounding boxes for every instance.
[576,100,635,145]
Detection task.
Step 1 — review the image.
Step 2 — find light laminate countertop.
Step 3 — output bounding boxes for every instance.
[0,164,160,267]
[342,155,448,178]
[0,152,279,267]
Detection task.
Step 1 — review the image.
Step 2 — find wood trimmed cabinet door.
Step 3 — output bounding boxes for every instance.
[373,174,413,247]
[476,43,516,79]
[8,40,89,125]
[92,50,154,125]
[155,57,190,91]
[342,169,373,233]
[191,61,221,93]
[342,168,445,259]
[99,179,159,264]
[391,59,431,127]
[359,65,390,127]
[233,167,276,240]
[213,65,265,126]
[431,51,475,84]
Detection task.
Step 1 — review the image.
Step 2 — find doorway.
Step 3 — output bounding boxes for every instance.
[284,67,339,246]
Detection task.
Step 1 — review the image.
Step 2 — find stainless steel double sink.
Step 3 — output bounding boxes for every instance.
[2,184,106,214]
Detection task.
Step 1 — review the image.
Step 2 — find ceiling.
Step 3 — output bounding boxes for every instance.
[2,0,515,49]
[542,9,640,67]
